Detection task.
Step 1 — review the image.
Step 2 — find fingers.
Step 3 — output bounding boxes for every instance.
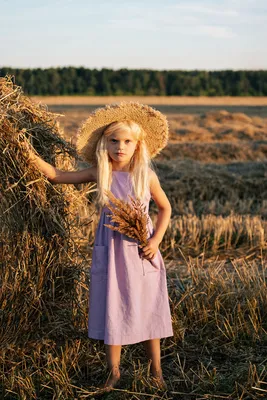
[141,250,156,260]
[141,240,158,261]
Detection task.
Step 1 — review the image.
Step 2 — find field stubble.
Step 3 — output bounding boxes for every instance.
[64,107,267,259]
[2,85,267,400]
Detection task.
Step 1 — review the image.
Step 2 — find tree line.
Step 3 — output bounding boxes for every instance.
[1,67,267,96]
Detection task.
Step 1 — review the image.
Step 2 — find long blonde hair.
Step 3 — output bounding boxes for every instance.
[96,120,152,207]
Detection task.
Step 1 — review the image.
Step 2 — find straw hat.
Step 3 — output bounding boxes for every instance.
[76,101,169,165]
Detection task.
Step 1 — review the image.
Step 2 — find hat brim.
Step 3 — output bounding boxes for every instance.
[76,101,169,165]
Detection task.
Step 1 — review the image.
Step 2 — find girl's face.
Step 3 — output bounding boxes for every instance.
[106,130,138,170]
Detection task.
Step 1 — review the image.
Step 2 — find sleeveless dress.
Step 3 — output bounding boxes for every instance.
[88,171,173,345]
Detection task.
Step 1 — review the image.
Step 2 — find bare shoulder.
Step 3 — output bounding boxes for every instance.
[148,168,171,210]
[148,168,161,189]
[148,168,163,201]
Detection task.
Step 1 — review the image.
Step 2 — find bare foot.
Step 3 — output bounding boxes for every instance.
[100,366,121,393]
[151,368,167,391]
[151,375,167,391]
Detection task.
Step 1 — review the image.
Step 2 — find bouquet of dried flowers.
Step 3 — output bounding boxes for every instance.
[104,190,149,248]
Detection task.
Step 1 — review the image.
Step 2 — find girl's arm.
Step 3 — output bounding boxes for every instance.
[28,150,97,184]
[141,169,172,260]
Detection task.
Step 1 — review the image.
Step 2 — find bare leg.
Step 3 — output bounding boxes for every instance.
[143,339,167,390]
[101,344,122,391]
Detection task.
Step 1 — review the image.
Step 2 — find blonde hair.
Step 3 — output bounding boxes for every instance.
[96,120,152,207]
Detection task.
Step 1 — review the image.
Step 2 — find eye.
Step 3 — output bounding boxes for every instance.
[111,139,117,143]
[125,140,131,144]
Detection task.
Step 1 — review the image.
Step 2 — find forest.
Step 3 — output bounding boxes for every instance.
[1,66,267,96]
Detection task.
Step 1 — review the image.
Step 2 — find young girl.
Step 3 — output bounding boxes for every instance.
[29,102,173,391]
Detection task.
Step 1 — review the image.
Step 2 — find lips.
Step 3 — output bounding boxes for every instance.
[116,153,125,156]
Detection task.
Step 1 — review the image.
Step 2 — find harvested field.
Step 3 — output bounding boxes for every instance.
[32,95,267,106]
[1,80,267,399]
[51,105,267,256]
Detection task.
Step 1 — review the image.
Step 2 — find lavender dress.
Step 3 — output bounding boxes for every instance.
[88,171,173,345]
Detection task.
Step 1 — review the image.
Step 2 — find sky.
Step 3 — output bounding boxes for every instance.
[1,0,267,70]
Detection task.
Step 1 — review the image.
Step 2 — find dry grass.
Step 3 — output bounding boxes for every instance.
[2,254,267,399]
[154,159,267,216]
[161,214,267,258]
[0,75,93,387]
[159,141,267,163]
[51,105,267,256]
[104,190,149,247]
[31,95,267,106]
[167,110,267,143]
[165,253,267,398]
[2,80,267,399]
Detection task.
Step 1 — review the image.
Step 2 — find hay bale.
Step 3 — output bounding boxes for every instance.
[232,112,252,124]
[0,76,93,344]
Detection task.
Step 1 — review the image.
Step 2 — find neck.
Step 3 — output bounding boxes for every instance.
[112,162,131,172]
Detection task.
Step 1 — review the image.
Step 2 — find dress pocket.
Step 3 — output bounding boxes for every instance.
[126,242,160,275]
[142,253,160,273]
[91,245,108,277]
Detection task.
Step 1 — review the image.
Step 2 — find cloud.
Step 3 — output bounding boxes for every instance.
[194,25,235,38]
[102,2,238,40]
[107,15,235,39]
[172,4,239,17]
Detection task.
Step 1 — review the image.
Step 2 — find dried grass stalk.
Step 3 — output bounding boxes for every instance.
[0,75,93,343]
[104,190,149,247]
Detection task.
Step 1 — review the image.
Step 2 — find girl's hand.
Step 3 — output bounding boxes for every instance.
[141,237,160,261]
[21,139,36,160]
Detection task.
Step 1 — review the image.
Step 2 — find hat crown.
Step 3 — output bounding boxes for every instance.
[76,101,169,165]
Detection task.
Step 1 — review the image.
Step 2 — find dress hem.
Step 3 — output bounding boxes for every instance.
[88,329,174,345]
